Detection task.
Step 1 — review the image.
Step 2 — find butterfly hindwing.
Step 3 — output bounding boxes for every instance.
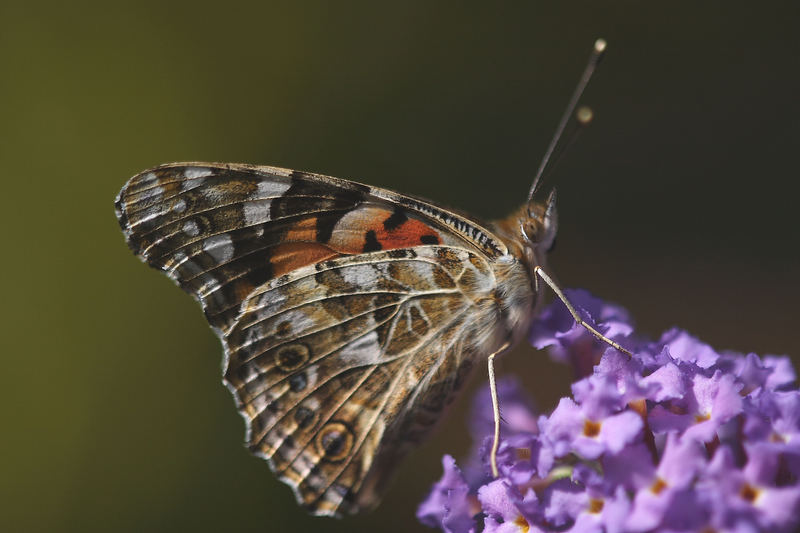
[223,247,499,516]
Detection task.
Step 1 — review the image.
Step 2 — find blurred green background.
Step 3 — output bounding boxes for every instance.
[2,2,799,531]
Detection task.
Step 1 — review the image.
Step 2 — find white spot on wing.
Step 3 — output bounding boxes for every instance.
[173,198,187,213]
[303,366,318,389]
[181,168,214,191]
[293,451,315,480]
[244,180,291,225]
[243,201,271,226]
[303,398,320,411]
[339,330,381,364]
[274,310,314,336]
[340,264,379,289]
[255,179,292,199]
[138,172,158,184]
[183,220,200,237]
[136,184,164,202]
[203,234,234,263]
[200,277,227,307]
[184,167,214,180]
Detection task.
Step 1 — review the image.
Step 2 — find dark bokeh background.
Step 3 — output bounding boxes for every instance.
[3,2,799,531]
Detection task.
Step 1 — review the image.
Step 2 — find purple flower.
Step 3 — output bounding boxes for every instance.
[701,443,800,531]
[418,289,800,533]
[541,393,643,459]
[478,480,540,533]
[417,455,478,533]
[624,434,708,531]
[529,289,634,377]
[464,377,540,487]
[648,370,743,442]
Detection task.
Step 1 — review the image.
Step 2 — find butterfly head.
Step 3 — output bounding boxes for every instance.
[521,187,558,254]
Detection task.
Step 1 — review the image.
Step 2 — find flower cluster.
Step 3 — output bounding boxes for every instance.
[417,290,800,532]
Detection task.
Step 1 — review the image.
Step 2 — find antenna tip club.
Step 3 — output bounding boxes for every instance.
[594,38,607,53]
[576,106,594,125]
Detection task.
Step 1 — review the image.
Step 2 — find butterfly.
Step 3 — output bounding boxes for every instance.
[114,40,626,518]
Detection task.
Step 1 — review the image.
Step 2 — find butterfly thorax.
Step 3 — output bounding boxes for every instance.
[486,202,554,352]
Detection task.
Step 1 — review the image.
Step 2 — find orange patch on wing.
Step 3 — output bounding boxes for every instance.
[328,207,441,253]
[270,242,340,277]
[284,217,318,242]
[375,217,440,248]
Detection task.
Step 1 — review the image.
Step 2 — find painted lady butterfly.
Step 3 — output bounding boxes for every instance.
[115,40,627,517]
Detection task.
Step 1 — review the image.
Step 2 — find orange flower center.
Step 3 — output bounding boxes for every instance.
[583,419,602,437]
[650,477,668,494]
[694,412,711,423]
[588,498,604,514]
[513,515,530,532]
[739,482,761,503]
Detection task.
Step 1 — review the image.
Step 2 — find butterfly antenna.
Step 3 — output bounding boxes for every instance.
[527,38,607,203]
[540,106,595,183]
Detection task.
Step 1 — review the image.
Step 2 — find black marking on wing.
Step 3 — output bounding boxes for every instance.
[363,230,382,252]
[382,208,408,231]
[271,171,366,221]
[316,211,350,244]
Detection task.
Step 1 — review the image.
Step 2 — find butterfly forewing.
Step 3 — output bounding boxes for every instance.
[115,163,506,331]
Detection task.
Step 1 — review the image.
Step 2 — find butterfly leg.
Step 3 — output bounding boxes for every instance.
[533,266,632,357]
[487,341,510,478]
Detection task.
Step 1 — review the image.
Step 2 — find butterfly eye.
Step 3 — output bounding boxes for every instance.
[540,189,558,252]
[522,189,558,250]
[520,219,539,243]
